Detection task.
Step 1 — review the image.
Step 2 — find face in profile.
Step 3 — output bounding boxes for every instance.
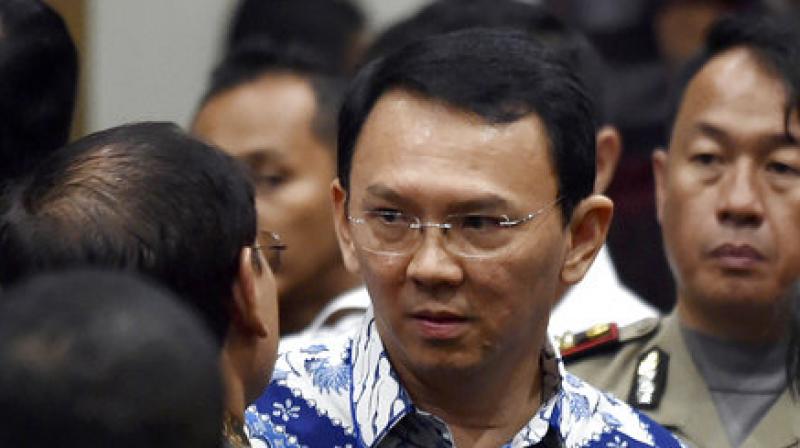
[247,234,281,399]
[333,89,574,376]
[655,47,800,313]
[193,74,342,308]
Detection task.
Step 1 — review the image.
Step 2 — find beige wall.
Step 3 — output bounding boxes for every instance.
[354,0,431,32]
[84,1,432,134]
[85,0,231,133]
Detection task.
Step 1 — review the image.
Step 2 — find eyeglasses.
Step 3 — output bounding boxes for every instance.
[251,231,287,273]
[347,197,561,259]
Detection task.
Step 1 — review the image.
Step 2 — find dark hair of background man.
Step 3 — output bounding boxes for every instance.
[226,0,365,72]
[199,38,349,147]
[0,0,78,184]
[0,269,223,448]
[339,28,596,222]
[0,122,256,341]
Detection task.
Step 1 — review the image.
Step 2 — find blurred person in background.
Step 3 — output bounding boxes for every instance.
[193,41,363,342]
[0,122,281,447]
[362,0,658,337]
[0,270,223,448]
[546,0,756,311]
[0,0,78,189]
[569,14,800,447]
[767,0,800,13]
[226,0,366,72]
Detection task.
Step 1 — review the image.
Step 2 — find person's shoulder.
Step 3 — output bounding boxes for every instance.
[559,373,685,447]
[594,392,685,448]
[560,317,665,398]
[558,317,661,362]
[272,332,354,395]
[278,322,355,355]
[246,334,357,447]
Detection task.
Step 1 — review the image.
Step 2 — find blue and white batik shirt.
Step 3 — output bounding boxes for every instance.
[246,308,684,448]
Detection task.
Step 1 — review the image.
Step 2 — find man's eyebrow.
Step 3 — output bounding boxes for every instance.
[237,148,285,165]
[447,196,513,213]
[695,122,798,150]
[364,184,513,212]
[365,184,407,203]
[694,122,732,145]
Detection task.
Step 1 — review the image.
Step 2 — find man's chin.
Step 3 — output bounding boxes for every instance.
[398,350,486,377]
[694,283,785,310]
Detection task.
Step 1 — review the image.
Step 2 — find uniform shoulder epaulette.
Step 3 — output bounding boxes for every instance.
[557,317,660,362]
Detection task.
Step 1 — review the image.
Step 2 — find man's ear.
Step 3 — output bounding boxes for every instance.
[331,178,361,274]
[561,195,614,285]
[652,149,668,224]
[231,247,270,338]
[595,125,623,194]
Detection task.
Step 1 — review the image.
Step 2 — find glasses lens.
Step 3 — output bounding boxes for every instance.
[351,211,417,255]
[445,215,515,257]
[348,200,558,259]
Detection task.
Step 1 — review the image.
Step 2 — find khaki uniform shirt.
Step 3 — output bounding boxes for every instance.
[567,313,800,448]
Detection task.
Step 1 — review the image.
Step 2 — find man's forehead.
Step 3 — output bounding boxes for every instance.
[687,48,787,109]
[356,89,550,155]
[673,47,793,143]
[366,89,486,127]
[348,89,559,208]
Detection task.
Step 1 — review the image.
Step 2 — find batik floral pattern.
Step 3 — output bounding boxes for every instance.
[247,308,685,448]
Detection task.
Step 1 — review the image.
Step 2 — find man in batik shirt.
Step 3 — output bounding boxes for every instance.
[247,28,684,448]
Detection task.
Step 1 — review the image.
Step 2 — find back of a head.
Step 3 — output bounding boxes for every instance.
[340,28,596,221]
[668,12,800,144]
[0,0,78,183]
[0,269,222,448]
[227,0,365,71]
[0,122,256,341]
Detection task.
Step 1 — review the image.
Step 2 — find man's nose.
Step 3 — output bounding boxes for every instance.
[406,228,464,290]
[716,163,764,229]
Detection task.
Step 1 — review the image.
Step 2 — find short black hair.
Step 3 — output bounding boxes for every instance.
[226,0,365,72]
[0,0,78,184]
[339,28,596,221]
[0,122,256,342]
[199,38,349,146]
[668,13,800,145]
[0,269,222,448]
[363,0,607,123]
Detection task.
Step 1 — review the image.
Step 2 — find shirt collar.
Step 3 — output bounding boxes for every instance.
[350,307,570,447]
[350,308,414,446]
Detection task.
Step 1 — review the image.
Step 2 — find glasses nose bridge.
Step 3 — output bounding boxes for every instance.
[415,220,452,231]
[409,219,456,254]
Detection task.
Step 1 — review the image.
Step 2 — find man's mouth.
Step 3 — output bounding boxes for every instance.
[410,311,471,340]
[709,243,765,270]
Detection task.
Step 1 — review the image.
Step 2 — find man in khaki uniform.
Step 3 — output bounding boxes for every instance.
[567,13,800,448]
